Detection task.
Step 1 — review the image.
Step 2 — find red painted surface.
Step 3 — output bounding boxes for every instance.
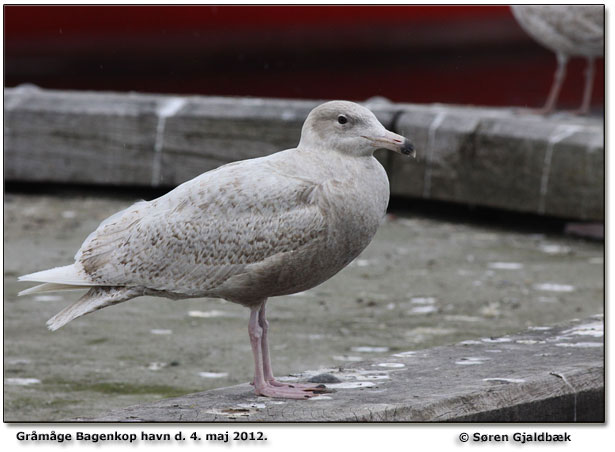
[4,5,511,35]
[4,5,604,111]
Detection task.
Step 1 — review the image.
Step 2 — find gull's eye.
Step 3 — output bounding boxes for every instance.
[337,115,348,125]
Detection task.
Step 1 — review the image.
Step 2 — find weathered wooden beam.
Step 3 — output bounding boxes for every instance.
[4,87,604,220]
[390,103,604,221]
[5,87,162,186]
[72,316,604,422]
[156,96,318,186]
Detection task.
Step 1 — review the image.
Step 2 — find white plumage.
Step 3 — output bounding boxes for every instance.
[19,100,414,399]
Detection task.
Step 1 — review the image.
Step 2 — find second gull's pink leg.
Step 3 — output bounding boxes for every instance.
[517,52,568,115]
[571,57,596,115]
[537,52,569,115]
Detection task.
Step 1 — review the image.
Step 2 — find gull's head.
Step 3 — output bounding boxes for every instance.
[299,100,415,158]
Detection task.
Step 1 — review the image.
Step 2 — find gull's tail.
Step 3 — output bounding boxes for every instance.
[18,264,93,296]
[18,282,88,296]
[19,264,140,330]
[46,286,141,331]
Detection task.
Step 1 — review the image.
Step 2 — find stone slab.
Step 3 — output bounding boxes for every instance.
[73,316,604,422]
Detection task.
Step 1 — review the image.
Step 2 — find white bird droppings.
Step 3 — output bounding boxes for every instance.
[6,358,31,365]
[483,377,526,384]
[538,125,582,213]
[555,342,602,348]
[392,351,416,357]
[534,283,575,292]
[351,346,389,353]
[306,334,324,340]
[152,97,187,185]
[5,378,41,385]
[375,362,405,368]
[332,355,363,362]
[148,362,167,371]
[537,296,558,303]
[455,357,491,365]
[410,296,437,304]
[562,321,603,337]
[445,315,482,323]
[199,371,229,378]
[188,310,238,318]
[539,244,571,254]
[327,381,376,389]
[156,97,186,118]
[308,395,333,401]
[363,374,390,380]
[275,376,298,382]
[150,329,173,335]
[423,111,447,197]
[481,337,512,343]
[409,305,438,314]
[488,262,523,270]
[459,340,483,345]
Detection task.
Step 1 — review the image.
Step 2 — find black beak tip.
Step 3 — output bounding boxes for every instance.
[401,139,415,156]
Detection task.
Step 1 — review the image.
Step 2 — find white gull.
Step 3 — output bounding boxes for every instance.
[19,100,414,399]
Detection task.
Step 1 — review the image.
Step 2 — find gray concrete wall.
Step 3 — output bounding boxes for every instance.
[4,87,604,220]
[74,316,603,422]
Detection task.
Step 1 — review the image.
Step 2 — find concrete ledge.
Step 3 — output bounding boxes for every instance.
[73,315,604,422]
[4,87,604,220]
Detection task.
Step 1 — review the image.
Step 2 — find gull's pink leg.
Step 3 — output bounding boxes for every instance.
[258,301,328,391]
[248,305,267,391]
[536,52,569,115]
[571,57,596,115]
[258,301,277,384]
[248,303,323,399]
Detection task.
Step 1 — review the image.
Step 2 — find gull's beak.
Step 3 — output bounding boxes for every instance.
[363,130,416,158]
